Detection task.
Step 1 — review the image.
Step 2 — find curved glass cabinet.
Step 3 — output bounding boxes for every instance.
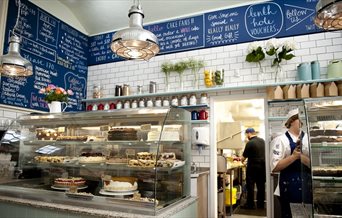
[0,107,191,216]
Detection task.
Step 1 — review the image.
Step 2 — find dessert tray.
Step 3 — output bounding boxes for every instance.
[51,185,88,191]
[65,192,94,200]
[99,189,138,196]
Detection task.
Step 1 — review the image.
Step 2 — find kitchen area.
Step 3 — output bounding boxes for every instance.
[0,0,342,218]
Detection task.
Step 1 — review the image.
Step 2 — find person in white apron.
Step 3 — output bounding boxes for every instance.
[270,108,311,218]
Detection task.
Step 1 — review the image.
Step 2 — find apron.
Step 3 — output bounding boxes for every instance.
[279,131,304,203]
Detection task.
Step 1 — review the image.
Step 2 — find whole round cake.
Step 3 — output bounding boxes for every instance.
[108,128,137,140]
[103,176,138,192]
[54,177,86,188]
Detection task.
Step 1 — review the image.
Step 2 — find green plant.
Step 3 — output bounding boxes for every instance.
[39,84,74,103]
[161,62,174,76]
[173,61,188,74]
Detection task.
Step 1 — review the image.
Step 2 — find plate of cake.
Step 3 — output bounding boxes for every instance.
[51,177,87,190]
[107,128,138,141]
[102,175,138,193]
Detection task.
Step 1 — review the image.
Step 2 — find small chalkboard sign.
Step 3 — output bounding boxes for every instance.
[1,0,88,112]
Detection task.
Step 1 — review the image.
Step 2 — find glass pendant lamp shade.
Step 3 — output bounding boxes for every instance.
[315,0,342,30]
[110,4,159,61]
[0,35,33,77]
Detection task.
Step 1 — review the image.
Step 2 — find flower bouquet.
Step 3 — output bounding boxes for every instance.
[246,41,266,83]
[39,84,74,103]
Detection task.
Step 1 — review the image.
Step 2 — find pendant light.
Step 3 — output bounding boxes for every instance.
[110,0,160,61]
[315,0,342,30]
[0,0,33,77]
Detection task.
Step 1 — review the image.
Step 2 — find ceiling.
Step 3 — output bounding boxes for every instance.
[31,0,267,36]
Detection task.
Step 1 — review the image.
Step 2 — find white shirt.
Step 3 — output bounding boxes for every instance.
[270,130,309,196]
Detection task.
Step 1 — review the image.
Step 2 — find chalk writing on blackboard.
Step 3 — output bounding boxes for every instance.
[205,10,240,46]
[1,77,29,108]
[245,2,283,39]
[37,9,59,47]
[284,4,315,31]
[64,72,86,111]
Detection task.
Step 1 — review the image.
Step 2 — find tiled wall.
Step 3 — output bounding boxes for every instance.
[1,31,341,167]
[86,31,342,167]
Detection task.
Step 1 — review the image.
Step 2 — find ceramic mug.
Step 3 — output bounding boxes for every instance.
[198,110,208,120]
[191,110,199,120]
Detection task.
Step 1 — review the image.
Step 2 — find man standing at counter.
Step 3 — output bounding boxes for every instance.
[241,128,266,209]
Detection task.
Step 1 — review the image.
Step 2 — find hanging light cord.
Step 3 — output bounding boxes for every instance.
[12,0,21,37]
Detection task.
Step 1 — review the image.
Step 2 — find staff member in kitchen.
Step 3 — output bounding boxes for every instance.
[271,108,311,218]
[241,127,266,209]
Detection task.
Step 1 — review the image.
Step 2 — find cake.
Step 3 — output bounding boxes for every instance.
[78,153,106,163]
[56,136,88,141]
[310,129,342,137]
[147,131,180,141]
[54,177,86,188]
[106,157,128,164]
[36,129,62,140]
[34,156,71,163]
[137,152,154,160]
[103,176,138,192]
[158,152,176,160]
[108,128,137,140]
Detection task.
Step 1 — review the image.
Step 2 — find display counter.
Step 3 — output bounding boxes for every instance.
[0,108,194,217]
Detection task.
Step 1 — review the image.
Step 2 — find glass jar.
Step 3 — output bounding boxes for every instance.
[137,85,143,95]
[155,97,162,107]
[180,95,188,106]
[116,100,122,109]
[200,93,208,105]
[93,85,103,99]
[104,103,110,110]
[122,84,130,96]
[139,98,145,108]
[189,94,197,106]
[163,97,170,107]
[147,98,154,107]
[171,96,178,106]
[124,100,130,109]
[115,85,122,96]
[131,99,138,108]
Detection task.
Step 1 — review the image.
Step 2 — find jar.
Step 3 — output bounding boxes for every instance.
[163,97,170,107]
[109,103,116,110]
[86,104,93,111]
[155,97,162,107]
[137,85,143,95]
[124,100,130,109]
[189,94,197,106]
[123,84,130,96]
[92,104,98,111]
[149,81,157,93]
[200,93,208,105]
[115,85,122,96]
[93,85,103,99]
[131,99,138,108]
[104,103,110,110]
[116,100,122,109]
[139,98,145,108]
[180,95,188,106]
[98,103,104,110]
[147,98,154,107]
[171,96,178,106]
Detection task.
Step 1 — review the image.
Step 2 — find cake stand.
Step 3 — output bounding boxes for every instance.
[99,189,137,198]
[51,185,88,191]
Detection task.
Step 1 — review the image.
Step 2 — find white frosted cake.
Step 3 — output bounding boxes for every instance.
[103,176,138,192]
[147,131,180,141]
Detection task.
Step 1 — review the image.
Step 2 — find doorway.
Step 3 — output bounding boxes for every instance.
[212,94,269,218]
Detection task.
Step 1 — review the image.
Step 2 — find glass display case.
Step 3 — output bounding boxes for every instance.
[0,107,191,216]
[304,97,342,217]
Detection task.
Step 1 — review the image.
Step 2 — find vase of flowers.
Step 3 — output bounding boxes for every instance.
[161,62,173,92]
[39,84,74,113]
[187,59,205,89]
[173,61,188,90]
[266,38,297,82]
[246,41,266,83]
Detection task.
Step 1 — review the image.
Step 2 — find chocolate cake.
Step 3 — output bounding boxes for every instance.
[108,128,137,140]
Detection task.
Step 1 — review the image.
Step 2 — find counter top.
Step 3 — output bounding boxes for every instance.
[191,167,209,178]
[0,186,196,218]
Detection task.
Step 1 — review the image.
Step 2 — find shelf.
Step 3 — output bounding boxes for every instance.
[268,116,305,121]
[311,142,342,148]
[312,176,342,182]
[82,78,342,103]
[177,104,209,109]
[268,96,342,104]
[190,120,209,124]
[23,140,182,146]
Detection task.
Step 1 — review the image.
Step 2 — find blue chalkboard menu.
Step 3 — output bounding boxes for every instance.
[88,0,321,66]
[0,0,88,112]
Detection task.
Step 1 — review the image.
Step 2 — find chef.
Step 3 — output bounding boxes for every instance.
[270,108,311,218]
